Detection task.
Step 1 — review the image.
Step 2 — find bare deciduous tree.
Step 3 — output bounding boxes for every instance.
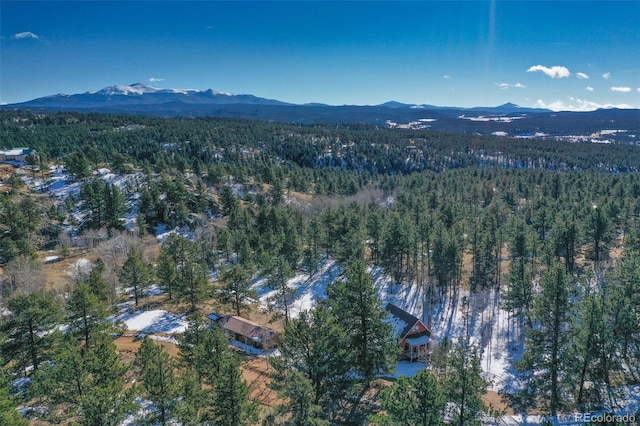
[1,255,46,295]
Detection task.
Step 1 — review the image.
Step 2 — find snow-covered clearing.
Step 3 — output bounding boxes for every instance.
[117,309,188,334]
[251,259,521,392]
[252,260,640,422]
[252,258,342,319]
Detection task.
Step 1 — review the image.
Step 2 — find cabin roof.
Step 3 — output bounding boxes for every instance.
[384,302,421,339]
[385,303,431,339]
[221,315,275,342]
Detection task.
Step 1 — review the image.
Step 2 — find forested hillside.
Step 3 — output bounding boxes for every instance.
[1,111,639,425]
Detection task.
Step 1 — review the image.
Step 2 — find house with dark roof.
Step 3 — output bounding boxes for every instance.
[385,302,432,362]
[208,313,277,349]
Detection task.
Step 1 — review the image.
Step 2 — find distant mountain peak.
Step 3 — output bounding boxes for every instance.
[92,83,160,96]
[379,101,413,108]
[203,88,234,96]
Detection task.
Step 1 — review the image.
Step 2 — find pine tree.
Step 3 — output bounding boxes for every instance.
[445,338,487,426]
[67,282,111,351]
[567,284,608,410]
[157,251,178,301]
[588,205,611,265]
[176,259,208,312]
[220,185,238,216]
[519,263,570,416]
[134,337,179,425]
[326,261,397,383]
[179,315,231,386]
[307,215,325,262]
[218,264,255,316]
[174,368,206,425]
[271,305,352,408]
[273,370,328,426]
[502,218,533,325]
[103,182,126,235]
[376,368,445,426]
[0,196,40,261]
[211,356,257,426]
[0,367,29,426]
[266,256,295,326]
[85,258,110,304]
[65,151,91,180]
[33,333,132,425]
[80,334,132,426]
[550,216,579,274]
[119,248,152,306]
[157,234,209,311]
[380,211,415,283]
[25,151,38,178]
[32,334,87,409]
[603,249,640,383]
[0,292,61,374]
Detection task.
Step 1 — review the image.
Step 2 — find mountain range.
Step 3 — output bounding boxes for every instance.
[4,83,640,142]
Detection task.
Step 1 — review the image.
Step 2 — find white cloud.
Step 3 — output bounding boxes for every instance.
[12,31,40,40]
[603,72,611,80]
[576,72,589,80]
[527,65,571,78]
[610,86,631,92]
[496,82,525,90]
[149,77,165,82]
[534,97,632,112]
[443,75,451,80]
[586,86,594,92]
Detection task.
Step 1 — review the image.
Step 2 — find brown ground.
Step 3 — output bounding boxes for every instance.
[242,356,282,407]
[113,334,181,358]
[0,163,16,180]
[39,252,99,292]
[483,390,513,415]
[113,335,283,409]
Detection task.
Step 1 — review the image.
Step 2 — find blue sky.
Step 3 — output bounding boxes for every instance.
[1,1,639,111]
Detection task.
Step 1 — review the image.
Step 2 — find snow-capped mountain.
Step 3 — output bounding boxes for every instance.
[92,83,181,96]
[3,83,639,143]
[7,83,291,110]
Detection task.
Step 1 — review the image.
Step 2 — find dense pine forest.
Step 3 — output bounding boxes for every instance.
[1,111,639,425]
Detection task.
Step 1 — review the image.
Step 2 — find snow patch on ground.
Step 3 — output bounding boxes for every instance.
[149,334,180,345]
[143,284,166,297]
[230,340,279,357]
[120,397,166,426]
[117,309,188,334]
[388,361,428,379]
[66,257,92,278]
[252,258,342,319]
[155,224,196,242]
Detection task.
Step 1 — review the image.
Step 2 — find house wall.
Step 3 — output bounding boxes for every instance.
[399,320,430,350]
